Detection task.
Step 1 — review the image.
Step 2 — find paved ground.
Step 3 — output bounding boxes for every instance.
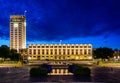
[0,66,120,83]
[91,67,120,83]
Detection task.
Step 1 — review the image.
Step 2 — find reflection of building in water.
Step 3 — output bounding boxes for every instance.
[48,68,73,75]
[27,44,92,60]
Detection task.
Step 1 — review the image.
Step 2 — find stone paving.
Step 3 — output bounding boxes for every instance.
[0,66,120,83]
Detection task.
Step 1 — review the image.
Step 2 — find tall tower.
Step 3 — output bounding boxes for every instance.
[10,15,26,51]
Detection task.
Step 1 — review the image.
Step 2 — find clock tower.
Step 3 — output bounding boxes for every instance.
[10,15,26,51]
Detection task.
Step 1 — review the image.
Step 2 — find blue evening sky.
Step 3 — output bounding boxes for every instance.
[0,0,120,49]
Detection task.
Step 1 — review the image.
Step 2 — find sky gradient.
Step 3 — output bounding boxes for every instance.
[0,0,120,49]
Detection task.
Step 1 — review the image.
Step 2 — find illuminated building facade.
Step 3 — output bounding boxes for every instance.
[10,15,26,51]
[28,44,92,60]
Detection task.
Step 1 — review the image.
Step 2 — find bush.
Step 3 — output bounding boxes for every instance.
[41,64,52,73]
[74,66,91,76]
[68,65,75,73]
[68,64,91,76]
[30,67,48,77]
[30,68,40,77]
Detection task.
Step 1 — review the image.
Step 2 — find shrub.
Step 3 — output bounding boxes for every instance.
[30,67,48,77]
[41,64,52,73]
[68,65,75,73]
[74,66,91,76]
[30,68,40,77]
[68,64,91,76]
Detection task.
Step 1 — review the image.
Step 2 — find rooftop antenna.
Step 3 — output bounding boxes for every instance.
[59,40,62,44]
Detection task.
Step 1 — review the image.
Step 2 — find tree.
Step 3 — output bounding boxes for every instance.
[93,47,114,60]
[113,49,120,58]
[0,45,10,61]
[10,49,21,61]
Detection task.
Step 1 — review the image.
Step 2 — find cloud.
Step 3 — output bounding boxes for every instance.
[0,0,120,41]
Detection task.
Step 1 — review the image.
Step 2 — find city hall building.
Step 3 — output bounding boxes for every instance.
[27,44,92,60]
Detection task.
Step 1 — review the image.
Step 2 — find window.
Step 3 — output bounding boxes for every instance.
[46,52,48,55]
[71,46,74,48]
[50,49,53,52]
[76,46,78,48]
[55,49,57,55]
[80,49,82,54]
[55,49,57,51]
[67,46,70,48]
[76,49,78,55]
[76,52,78,55]
[51,51,53,55]
[80,46,83,48]
[88,46,91,48]
[72,49,74,55]
[46,50,49,55]
[46,46,49,48]
[59,49,61,54]
[50,46,53,48]
[42,49,44,55]
[37,46,40,48]
[63,46,66,48]
[59,49,61,52]
[67,49,70,55]
[29,46,32,48]
[33,49,36,55]
[59,46,61,48]
[33,46,36,48]
[84,49,87,54]
[54,46,57,48]
[84,46,87,48]
[42,46,44,48]
[38,49,40,54]
[29,49,32,54]
[88,49,91,55]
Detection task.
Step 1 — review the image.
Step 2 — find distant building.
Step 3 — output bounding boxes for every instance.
[27,44,92,60]
[113,49,120,61]
[10,15,26,51]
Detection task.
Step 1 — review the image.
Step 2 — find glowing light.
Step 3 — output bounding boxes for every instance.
[24,22,26,27]
[14,23,18,27]
[88,56,92,59]
[76,56,79,59]
[28,56,31,60]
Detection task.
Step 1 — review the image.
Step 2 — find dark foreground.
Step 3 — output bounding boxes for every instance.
[0,66,120,83]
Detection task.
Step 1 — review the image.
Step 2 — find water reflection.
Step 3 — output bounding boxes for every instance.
[30,75,91,82]
[48,68,73,75]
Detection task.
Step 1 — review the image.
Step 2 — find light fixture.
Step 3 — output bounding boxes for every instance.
[14,23,18,27]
